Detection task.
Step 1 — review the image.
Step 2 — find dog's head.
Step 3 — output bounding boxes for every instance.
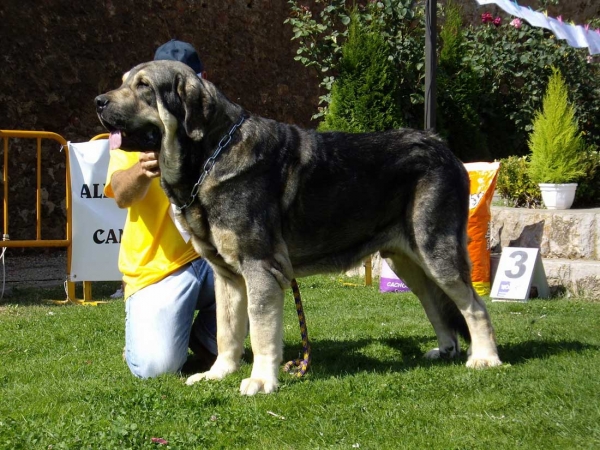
[95,60,211,151]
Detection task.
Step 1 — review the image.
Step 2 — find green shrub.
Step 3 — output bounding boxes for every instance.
[286,0,424,124]
[285,0,350,119]
[319,10,404,132]
[437,0,489,161]
[286,1,600,163]
[496,156,542,208]
[496,149,600,208]
[574,148,600,207]
[527,68,586,184]
[464,20,600,159]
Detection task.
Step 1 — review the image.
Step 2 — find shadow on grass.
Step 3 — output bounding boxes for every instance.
[282,336,600,378]
[283,335,445,377]
[498,340,599,365]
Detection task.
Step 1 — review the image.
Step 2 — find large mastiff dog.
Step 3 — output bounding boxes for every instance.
[96,60,501,395]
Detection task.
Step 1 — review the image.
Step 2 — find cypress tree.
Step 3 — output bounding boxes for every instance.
[527,68,585,184]
[319,11,404,133]
[437,0,489,162]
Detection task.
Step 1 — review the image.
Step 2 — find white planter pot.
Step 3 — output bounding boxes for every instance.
[538,183,578,210]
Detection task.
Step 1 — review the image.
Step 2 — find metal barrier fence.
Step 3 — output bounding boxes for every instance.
[0,130,110,304]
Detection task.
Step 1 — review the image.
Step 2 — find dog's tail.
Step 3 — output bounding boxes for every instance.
[384,255,471,348]
[437,292,471,343]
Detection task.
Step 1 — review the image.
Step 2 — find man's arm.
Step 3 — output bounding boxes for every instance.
[110,151,160,208]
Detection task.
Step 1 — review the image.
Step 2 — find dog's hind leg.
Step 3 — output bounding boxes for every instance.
[186,271,247,386]
[434,275,502,369]
[400,172,502,369]
[385,254,465,360]
[410,235,501,368]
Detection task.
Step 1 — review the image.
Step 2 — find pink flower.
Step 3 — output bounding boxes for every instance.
[510,18,522,29]
[493,16,502,27]
[481,12,493,23]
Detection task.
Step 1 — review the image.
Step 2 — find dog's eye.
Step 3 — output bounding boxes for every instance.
[137,80,151,89]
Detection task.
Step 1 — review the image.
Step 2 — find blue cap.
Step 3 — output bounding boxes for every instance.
[154,39,203,73]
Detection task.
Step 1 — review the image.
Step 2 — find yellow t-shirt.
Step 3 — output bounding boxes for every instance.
[104,150,199,298]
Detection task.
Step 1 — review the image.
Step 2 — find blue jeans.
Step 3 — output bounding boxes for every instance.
[124,258,217,378]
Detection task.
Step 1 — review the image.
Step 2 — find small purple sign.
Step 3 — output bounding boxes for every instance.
[379,260,411,293]
[498,281,511,297]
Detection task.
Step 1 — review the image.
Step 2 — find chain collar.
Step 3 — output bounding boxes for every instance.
[175,115,246,212]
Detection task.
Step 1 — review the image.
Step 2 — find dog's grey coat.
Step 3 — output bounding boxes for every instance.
[97,60,501,395]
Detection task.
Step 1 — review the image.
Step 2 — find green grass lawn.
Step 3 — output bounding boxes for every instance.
[1,276,599,449]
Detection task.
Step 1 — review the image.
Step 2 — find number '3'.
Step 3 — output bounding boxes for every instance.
[505,250,528,279]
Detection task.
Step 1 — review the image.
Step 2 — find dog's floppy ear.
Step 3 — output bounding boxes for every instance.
[176,73,207,141]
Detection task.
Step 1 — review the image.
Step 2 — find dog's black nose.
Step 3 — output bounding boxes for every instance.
[95,95,109,113]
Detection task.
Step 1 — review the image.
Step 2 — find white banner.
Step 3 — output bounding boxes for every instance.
[68,140,126,281]
[475,0,600,55]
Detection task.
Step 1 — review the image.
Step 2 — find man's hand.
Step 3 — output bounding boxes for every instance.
[109,151,161,208]
[138,151,161,179]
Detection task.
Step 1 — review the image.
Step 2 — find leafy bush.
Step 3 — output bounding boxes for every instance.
[285,1,600,166]
[463,19,600,159]
[496,148,600,208]
[527,68,586,184]
[496,156,542,208]
[285,0,349,119]
[574,148,600,207]
[319,10,404,132]
[285,0,424,123]
[436,0,489,161]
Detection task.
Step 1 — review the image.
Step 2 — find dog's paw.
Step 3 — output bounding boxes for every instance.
[239,377,278,396]
[239,356,280,395]
[185,370,220,386]
[466,354,502,369]
[424,348,442,359]
[185,358,238,386]
[423,346,459,360]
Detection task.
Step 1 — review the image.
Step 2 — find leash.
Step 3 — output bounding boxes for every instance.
[283,278,312,377]
[176,115,246,212]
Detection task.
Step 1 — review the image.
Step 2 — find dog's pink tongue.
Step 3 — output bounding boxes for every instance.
[109,131,122,150]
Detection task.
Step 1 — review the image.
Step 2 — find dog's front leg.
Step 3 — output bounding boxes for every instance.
[239,260,286,396]
[186,272,247,385]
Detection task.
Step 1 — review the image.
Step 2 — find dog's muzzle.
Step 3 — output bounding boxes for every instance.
[94,94,162,151]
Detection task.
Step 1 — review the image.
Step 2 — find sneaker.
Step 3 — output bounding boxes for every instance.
[110,287,124,299]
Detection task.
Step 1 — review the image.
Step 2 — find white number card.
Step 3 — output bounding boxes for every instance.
[491,247,550,302]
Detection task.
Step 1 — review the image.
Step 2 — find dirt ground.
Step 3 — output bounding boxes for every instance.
[1,250,67,293]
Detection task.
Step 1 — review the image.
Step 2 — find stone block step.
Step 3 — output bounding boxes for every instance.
[491,206,600,299]
[542,258,600,299]
[491,206,600,260]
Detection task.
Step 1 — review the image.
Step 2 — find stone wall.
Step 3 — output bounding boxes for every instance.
[0,1,321,141]
[490,207,600,260]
